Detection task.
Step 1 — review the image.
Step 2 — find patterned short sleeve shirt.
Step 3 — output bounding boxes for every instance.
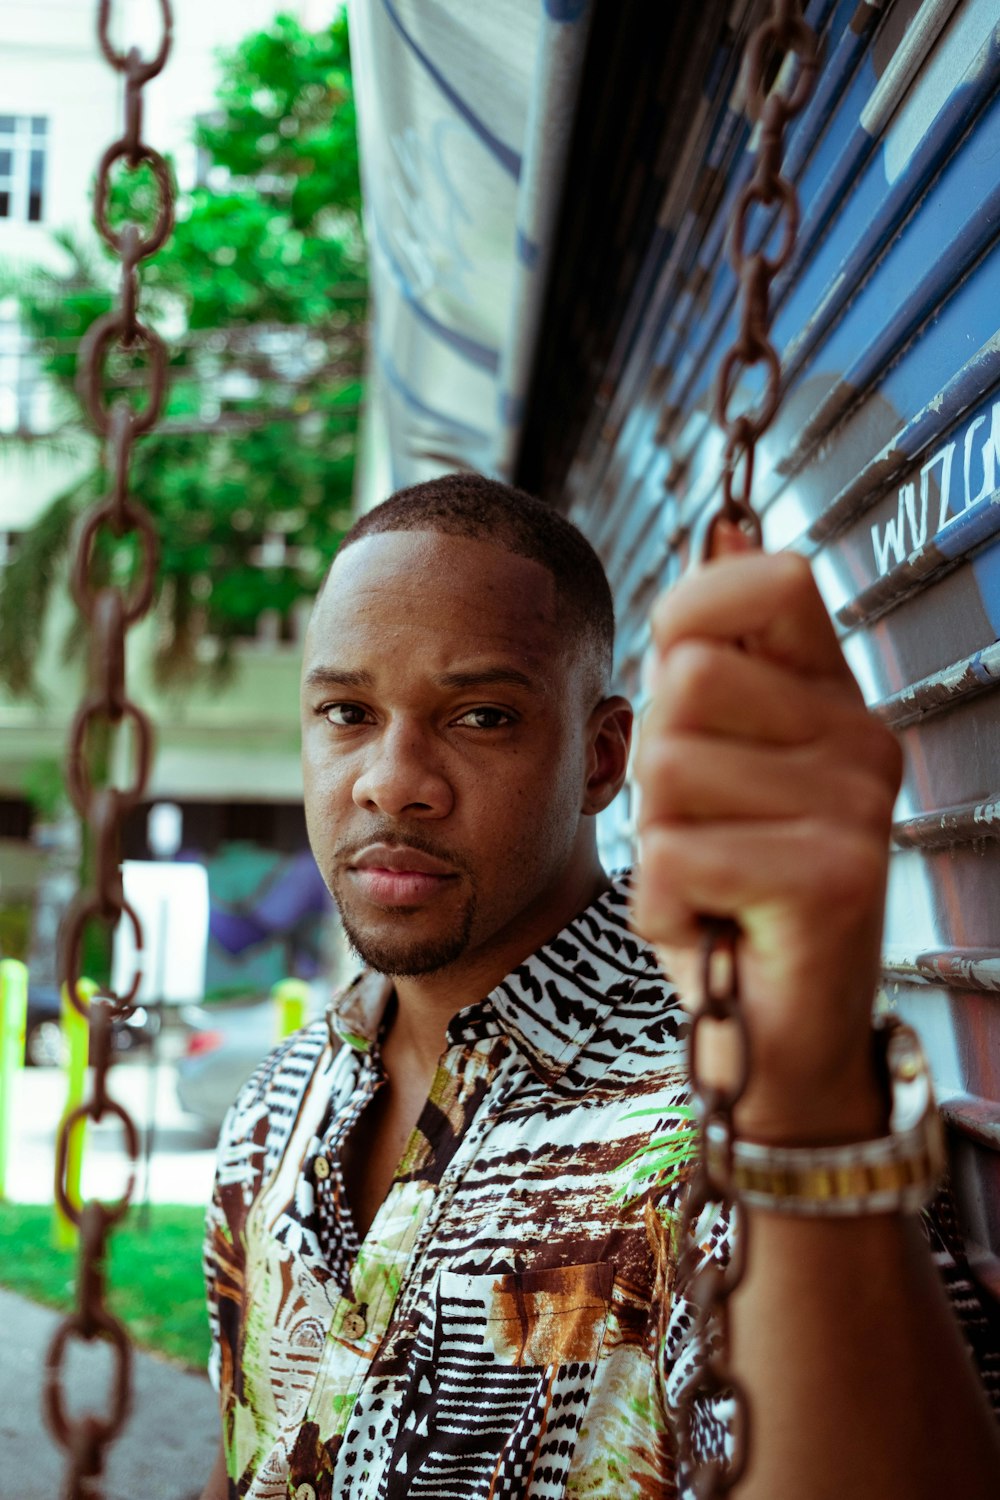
[203,876,1000,1498]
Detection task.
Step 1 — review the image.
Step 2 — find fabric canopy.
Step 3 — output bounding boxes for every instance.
[346,0,593,508]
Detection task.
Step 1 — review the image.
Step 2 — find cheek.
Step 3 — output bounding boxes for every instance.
[302,745,355,828]
[478,745,583,849]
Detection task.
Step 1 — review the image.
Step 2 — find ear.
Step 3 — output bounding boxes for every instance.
[582,696,633,815]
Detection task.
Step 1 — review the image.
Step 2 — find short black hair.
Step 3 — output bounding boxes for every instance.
[334,472,615,692]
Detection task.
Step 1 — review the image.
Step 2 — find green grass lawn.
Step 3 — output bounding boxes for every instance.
[0,1201,210,1372]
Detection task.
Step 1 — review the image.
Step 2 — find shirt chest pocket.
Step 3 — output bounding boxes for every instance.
[383,1260,614,1498]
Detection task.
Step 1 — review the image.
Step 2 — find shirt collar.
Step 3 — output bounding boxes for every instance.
[326,872,660,1083]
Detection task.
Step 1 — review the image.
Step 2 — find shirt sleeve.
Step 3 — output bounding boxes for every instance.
[203,1091,256,1395]
[202,1062,282,1392]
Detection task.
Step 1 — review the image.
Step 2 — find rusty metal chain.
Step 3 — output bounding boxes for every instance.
[46,4,174,1495]
[678,4,818,1496]
[704,0,817,560]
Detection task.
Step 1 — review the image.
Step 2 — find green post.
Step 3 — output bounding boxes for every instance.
[53,978,96,1249]
[0,959,29,1202]
[273,977,309,1041]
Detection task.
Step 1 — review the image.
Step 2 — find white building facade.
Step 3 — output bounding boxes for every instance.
[0,0,334,816]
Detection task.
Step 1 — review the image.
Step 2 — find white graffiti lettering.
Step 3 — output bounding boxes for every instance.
[871,402,999,576]
[927,442,955,533]
[871,486,912,575]
[965,400,1000,511]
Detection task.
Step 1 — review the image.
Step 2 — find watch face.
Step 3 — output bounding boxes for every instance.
[886,1022,935,1136]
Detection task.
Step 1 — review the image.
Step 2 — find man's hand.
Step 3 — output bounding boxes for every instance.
[631,540,902,1145]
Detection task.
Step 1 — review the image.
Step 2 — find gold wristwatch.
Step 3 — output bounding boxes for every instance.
[706,1017,947,1216]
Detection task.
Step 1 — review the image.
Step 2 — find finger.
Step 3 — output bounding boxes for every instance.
[632,819,886,951]
[633,732,896,834]
[651,550,858,688]
[639,637,870,747]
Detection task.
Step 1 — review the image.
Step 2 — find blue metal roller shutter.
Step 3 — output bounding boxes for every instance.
[550,0,1000,1294]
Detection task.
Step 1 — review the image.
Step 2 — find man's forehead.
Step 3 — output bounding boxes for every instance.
[313,530,562,637]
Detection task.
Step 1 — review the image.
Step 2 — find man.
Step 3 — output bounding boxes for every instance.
[201,473,1000,1499]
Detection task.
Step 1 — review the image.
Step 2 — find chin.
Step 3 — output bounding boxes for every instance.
[343,929,469,977]
[337,893,476,978]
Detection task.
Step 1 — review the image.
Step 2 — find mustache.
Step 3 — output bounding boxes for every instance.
[332,824,472,876]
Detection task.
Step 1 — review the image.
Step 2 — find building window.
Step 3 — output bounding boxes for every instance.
[0,116,48,224]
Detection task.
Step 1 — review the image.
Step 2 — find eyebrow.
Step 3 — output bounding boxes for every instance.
[303,667,375,690]
[435,667,538,692]
[302,665,539,693]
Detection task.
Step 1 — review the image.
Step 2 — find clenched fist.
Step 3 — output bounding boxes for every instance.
[630,534,903,1146]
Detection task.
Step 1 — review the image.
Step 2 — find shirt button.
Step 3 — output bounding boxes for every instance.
[314,1155,331,1181]
[342,1309,366,1340]
[294,1485,316,1500]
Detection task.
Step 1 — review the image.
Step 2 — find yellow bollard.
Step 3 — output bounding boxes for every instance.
[53,978,96,1249]
[0,958,29,1202]
[273,977,309,1041]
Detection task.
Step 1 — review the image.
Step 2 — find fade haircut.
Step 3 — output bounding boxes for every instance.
[334,472,615,694]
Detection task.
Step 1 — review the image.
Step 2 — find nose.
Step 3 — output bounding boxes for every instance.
[351,719,454,819]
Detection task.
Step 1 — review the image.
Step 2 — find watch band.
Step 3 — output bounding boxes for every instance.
[706,1018,946,1217]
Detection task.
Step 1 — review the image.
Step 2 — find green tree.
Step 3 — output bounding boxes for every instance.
[0,11,366,696]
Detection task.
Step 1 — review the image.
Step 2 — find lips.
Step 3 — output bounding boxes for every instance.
[347,843,458,907]
[350,844,456,877]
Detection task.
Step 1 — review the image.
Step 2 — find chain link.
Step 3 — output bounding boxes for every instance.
[679,4,818,1495]
[47,4,174,1494]
[703,0,817,562]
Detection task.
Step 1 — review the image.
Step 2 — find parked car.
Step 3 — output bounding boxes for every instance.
[176,998,281,1136]
[26,982,158,1068]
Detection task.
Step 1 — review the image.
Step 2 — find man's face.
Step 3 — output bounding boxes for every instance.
[300,529,600,980]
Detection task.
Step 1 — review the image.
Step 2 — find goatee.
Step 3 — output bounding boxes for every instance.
[335,893,476,977]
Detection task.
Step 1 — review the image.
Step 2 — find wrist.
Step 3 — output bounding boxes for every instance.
[711,1019,945,1218]
[733,1071,889,1150]
[729,1017,896,1147]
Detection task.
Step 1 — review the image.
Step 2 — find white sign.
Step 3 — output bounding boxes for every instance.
[113,861,209,1006]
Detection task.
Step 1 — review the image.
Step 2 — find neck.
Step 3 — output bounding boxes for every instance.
[387,854,610,1075]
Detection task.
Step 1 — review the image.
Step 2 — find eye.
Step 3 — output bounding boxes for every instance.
[320,702,373,727]
[452,706,515,730]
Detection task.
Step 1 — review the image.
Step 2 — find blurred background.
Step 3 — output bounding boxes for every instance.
[3,5,1000,1488]
[0,1,368,1431]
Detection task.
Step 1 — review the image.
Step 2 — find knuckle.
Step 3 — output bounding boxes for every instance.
[635,736,687,804]
[649,585,682,644]
[846,714,904,795]
[771,548,815,598]
[853,776,894,836]
[661,640,718,711]
[631,840,690,949]
[835,761,895,835]
[876,722,904,790]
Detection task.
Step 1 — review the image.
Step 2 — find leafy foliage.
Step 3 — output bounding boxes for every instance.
[0,12,366,694]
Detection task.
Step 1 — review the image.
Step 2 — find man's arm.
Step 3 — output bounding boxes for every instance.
[198,1436,228,1500]
[632,538,1000,1496]
[732,1202,1000,1497]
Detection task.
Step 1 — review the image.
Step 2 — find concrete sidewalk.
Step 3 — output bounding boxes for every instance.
[0,1287,218,1500]
[6,1055,218,1208]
